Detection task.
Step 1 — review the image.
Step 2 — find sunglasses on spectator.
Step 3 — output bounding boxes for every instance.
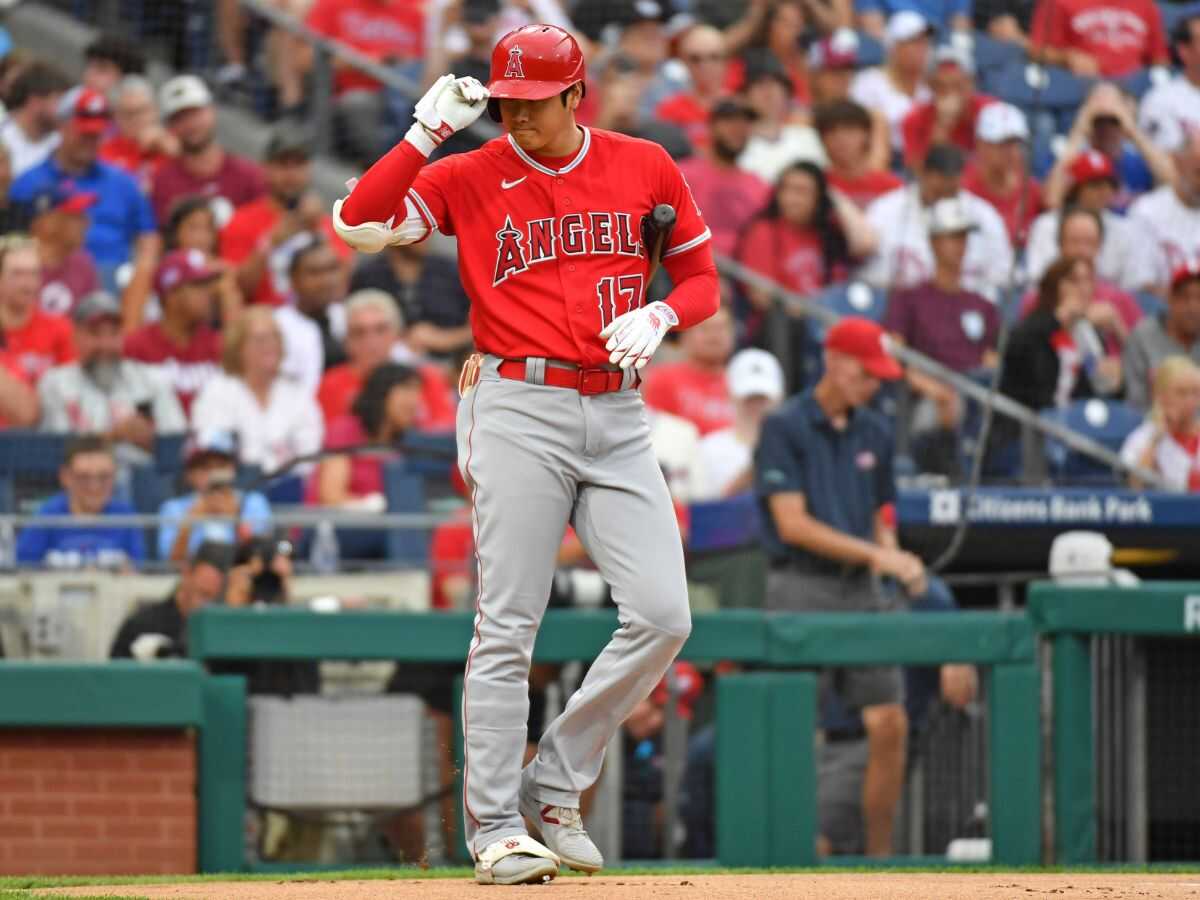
[685,53,725,63]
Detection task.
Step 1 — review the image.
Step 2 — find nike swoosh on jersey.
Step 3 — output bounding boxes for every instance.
[501,176,527,190]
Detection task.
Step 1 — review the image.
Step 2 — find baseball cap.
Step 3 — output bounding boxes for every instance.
[1171,260,1200,292]
[885,10,932,49]
[710,97,759,122]
[617,0,666,26]
[72,291,122,325]
[183,429,239,468]
[155,248,220,296]
[923,143,966,176]
[264,120,312,162]
[1068,150,1118,186]
[727,348,785,401]
[650,661,703,720]
[159,74,213,119]
[926,197,977,236]
[60,86,111,134]
[26,182,98,218]
[932,43,974,76]
[825,317,903,380]
[976,102,1029,143]
[808,28,860,70]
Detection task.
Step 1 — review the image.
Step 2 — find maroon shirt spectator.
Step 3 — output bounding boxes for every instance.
[962,103,1043,248]
[678,99,769,257]
[886,283,1000,371]
[26,183,100,317]
[123,249,222,412]
[150,75,264,224]
[1031,0,1168,79]
[901,45,995,172]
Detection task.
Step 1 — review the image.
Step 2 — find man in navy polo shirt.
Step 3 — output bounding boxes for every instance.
[755,316,925,857]
[10,86,158,303]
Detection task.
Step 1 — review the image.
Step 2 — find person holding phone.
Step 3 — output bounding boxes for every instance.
[157,430,272,563]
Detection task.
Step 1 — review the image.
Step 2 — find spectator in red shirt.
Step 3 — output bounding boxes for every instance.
[150,75,265,225]
[817,99,903,210]
[317,289,456,432]
[100,76,179,195]
[678,99,770,258]
[26,184,100,318]
[901,44,996,171]
[723,0,819,108]
[124,249,223,412]
[808,31,891,173]
[641,303,737,435]
[284,0,425,165]
[962,102,1043,248]
[312,361,423,510]
[1031,0,1168,78]
[220,121,351,307]
[737,161,878,360]
[655,25,730,150]
[0,236,76,387]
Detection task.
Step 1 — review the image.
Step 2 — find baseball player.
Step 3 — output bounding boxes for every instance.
[333,25,718,885]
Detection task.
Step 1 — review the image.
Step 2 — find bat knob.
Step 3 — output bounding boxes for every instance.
[651,203,677,228]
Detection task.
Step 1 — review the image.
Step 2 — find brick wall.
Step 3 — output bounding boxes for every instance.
[0,729,197,875]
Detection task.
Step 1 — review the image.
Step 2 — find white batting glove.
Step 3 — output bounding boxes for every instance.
[407,74,489,155]
[599,301,679,370]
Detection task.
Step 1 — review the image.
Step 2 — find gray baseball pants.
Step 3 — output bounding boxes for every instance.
[456,355,691,858]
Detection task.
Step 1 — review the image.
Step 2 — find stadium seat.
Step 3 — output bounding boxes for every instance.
[384,461,429,565]
[153,433,187,474]
[970,33,1024,77]
[855,31,885,68]
[980,59,1095,124]
[687,492,761,554]
[813,281,888,336]
[1040,399,1143,485]
[1161,0,1200,33]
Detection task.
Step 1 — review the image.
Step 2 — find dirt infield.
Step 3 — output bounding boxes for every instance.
[43,873,1200,899]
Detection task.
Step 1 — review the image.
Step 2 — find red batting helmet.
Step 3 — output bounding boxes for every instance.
[485,24,586,122]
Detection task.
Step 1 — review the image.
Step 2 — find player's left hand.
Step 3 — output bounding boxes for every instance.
[599,301,679,370]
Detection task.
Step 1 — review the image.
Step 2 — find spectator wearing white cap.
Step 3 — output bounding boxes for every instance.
[861,144,1014,302]
[962,102,1043,248]
[900,44,997,171]
[696,348,785,500]
[1139,15,1200,153]
[850,12,933,153]
[150,75,265,226]
[884,198,1000,474]
[857,0,971,40]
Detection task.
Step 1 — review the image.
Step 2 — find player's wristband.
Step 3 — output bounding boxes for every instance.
[404,122,437,158]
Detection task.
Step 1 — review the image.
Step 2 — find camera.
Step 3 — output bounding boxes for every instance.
[234,537,293,605]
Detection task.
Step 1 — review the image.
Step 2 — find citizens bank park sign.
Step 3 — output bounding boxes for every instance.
[911,490,1170,527]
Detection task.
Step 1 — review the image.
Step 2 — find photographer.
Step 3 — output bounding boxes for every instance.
[158,430,272,563]
[109,540,230,660]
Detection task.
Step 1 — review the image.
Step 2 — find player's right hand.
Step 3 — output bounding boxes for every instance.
[412,74,489,148]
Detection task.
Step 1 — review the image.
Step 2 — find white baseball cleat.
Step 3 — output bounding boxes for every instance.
[474,834,560,886]
[520,790,605,874]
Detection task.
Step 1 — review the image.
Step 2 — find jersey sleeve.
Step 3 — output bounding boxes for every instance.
[408,155,461,238]
[655,147,712,260]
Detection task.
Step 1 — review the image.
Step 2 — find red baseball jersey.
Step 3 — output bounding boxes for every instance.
[395,127,713,367]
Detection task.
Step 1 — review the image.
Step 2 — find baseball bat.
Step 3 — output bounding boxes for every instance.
[641,203,676,285]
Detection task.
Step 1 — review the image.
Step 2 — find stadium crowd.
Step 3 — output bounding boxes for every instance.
[0,0,1198,866]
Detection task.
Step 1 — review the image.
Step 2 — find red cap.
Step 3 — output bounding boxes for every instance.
[651,661,703,720]
[68,88,111,134]
[486,24,585,120]
[155,249,219,296]
[825,317,903,380]
[1068,150,1117,186]
[1171,260,1200,292]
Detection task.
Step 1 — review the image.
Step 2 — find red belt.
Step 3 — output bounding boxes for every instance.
[497,359,632,395]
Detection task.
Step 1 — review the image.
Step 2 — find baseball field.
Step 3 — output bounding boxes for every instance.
[6,868,1200,899]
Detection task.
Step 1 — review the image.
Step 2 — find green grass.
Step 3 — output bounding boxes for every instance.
[3,862,1200,892]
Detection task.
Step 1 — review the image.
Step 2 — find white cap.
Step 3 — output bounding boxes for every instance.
[976,102,1030,143]
[926,197,977,236]
[160,75,213,119]
[727,348,785,401]
[1049,531,1139,587]
[932,43,974,75]
[885,10,931,48]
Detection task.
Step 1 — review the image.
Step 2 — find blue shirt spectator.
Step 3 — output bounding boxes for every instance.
[16,435,146,568]
[857,0,972,36]
[157,430,272,561]
[10,87,156,273]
